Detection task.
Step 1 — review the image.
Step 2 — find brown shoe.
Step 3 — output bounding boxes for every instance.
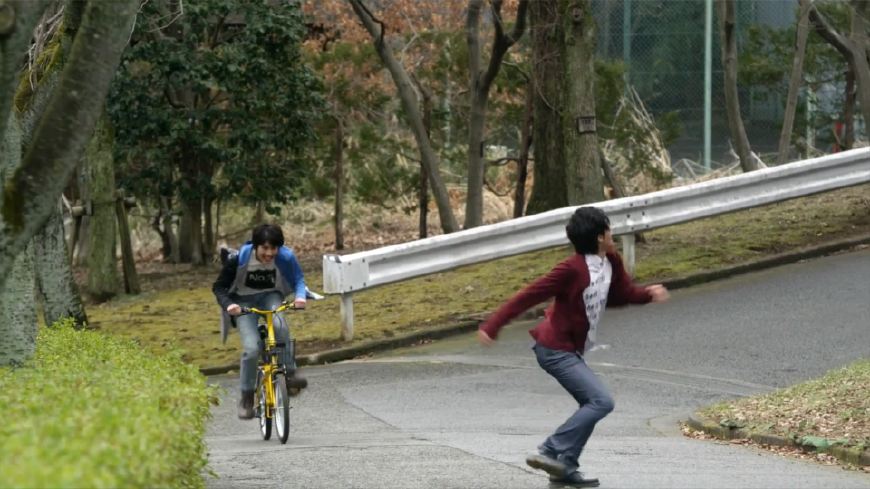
[287,372,308,396]
[237,390,255,419]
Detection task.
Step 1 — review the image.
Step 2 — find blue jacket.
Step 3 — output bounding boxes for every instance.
[213,242,306,343]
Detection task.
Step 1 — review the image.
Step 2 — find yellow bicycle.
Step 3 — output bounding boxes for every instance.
[239,301,300,444]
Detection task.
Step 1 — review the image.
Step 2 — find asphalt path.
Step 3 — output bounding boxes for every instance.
[206,248,870,488]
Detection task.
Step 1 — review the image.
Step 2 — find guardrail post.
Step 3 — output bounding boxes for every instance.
[621,234,636,276]
[340,293,354,341]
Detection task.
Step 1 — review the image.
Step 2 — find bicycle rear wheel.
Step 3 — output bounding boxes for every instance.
[256,369,272,440]
[274,373,290,444]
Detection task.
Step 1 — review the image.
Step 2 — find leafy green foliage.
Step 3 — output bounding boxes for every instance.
[738,1,852,148]
[302,32,439,211]
[108,0,324,209]
[0,320,216,488]
[350,130,420,210]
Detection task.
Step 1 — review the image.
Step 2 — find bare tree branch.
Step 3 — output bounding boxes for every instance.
[809,4,851,58]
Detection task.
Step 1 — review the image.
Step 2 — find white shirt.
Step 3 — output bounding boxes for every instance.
[582,254,612,352]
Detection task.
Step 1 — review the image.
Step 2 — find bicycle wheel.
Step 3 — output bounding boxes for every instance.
[273,373,290,444]
[256,369,272,440]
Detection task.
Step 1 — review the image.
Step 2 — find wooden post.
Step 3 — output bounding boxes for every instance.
[115,194,140,294]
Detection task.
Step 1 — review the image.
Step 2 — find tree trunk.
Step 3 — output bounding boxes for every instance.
[718,0,760,172]
[844,66,856,150]
[203,194,215,262]
[776,0,812,165]
[808,4,857,149]
[179,196,204,265]
[419,163,429,239]
[115,194,140,294]
[215,197,222,243]
[0,0,139,288]
[808,2,870,142]
[0,1,52,142]
[560,0,603,204]
[0,114,37,365]
[418,75,434,238]
[348,0,458,234]
[527,0,566,213]
[848,0,870,131]
[513,75,534,218]
[0,244,36,366]
[160,196,180,263]
[14,6,87,333]
[527,0,603,214]
[333,119,345,250]
[34,200,88,328]
[466,0,487,229]
[464,0,529,229]
[84,112,120,302]
[252,201,265,225]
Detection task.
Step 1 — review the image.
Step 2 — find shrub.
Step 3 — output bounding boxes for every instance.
[0,320,216,488]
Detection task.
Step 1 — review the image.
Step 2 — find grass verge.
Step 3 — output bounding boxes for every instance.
[0,320,216,488]
[688,359,870,469]
[85,184,869,369]
[702,359,869,447]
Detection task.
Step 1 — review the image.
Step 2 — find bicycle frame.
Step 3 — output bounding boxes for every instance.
[241,302,296,420]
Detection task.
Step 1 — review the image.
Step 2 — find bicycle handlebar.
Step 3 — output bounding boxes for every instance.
[239,301,304,315]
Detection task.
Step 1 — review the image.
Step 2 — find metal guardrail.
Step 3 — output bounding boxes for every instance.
[323,148,870,340]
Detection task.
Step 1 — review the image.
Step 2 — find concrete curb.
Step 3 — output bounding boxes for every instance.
[685,412,870,466]
[200,234,870,377]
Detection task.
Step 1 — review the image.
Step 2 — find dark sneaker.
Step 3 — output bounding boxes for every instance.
[526,452,568,477]
[549,470,599,487]
[286,373,308,396]
[237,390,255,420]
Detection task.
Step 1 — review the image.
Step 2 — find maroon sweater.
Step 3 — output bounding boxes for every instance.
[479,252,651,352]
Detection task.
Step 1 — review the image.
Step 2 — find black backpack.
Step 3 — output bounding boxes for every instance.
[219,246,238,265]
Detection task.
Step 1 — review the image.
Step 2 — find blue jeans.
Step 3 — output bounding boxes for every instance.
[534,343,615,473]
[231,291,296,393]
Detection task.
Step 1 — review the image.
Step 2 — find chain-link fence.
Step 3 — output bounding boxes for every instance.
[592,0,843,170]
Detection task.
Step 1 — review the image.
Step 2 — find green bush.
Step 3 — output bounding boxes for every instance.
[0,320,216,488]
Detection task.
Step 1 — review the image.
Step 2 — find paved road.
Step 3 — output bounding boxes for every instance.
[206,249,870,488]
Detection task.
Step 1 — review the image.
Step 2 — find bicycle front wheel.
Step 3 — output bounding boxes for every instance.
[257,369,272,440]
[273,373,290,444]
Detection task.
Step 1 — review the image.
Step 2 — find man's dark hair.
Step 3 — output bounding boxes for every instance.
[566,206,610,254]
[252,223,285,248]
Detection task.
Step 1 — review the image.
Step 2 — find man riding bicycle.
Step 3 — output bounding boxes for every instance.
[213,223,309,419]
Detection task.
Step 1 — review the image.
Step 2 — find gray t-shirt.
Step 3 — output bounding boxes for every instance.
[234,254,285,296]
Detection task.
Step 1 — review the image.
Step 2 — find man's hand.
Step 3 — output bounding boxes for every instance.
[646,284,670,303]
[227,304,241,316]
[478,329,496,346]
[294,299,307,310]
